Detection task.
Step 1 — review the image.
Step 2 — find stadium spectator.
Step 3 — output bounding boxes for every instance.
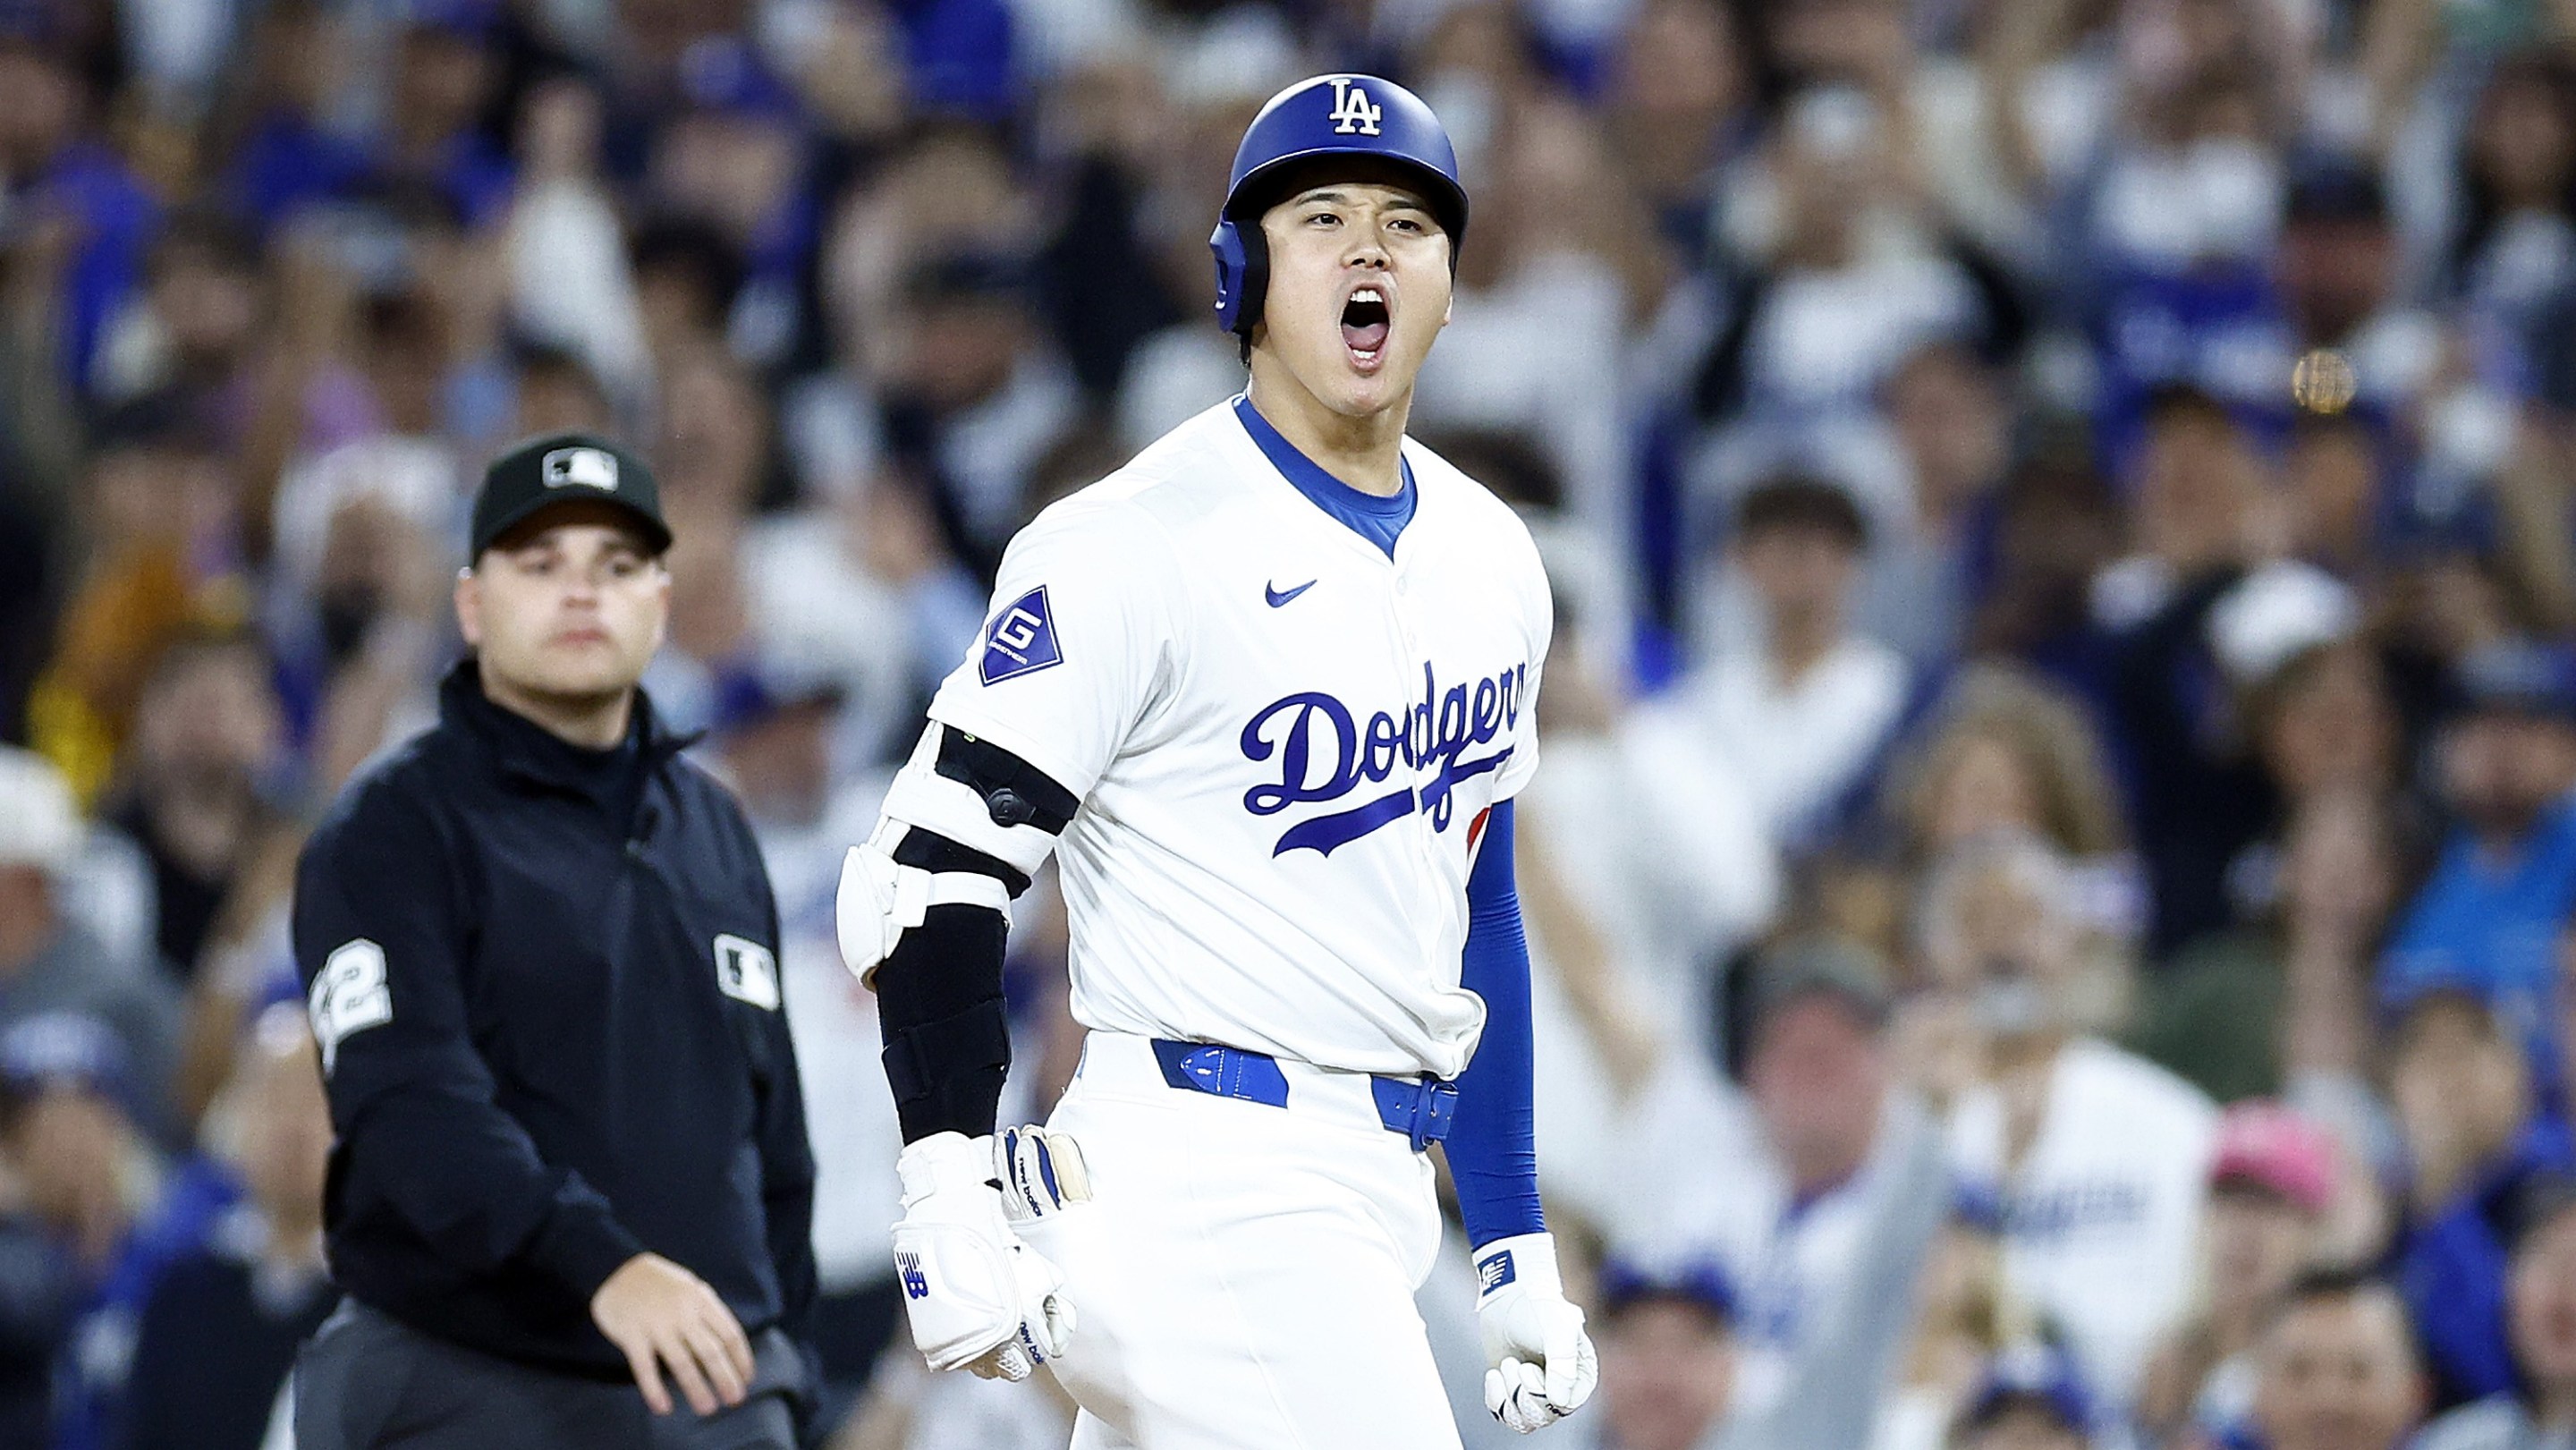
[100,211,268,429]
[0,750,182,1134]
[115,1004,334,1450]
[1699,83,1986,426]
[1604,0,1750,254]
[1873,1196,2013,1450]
[1862,343,2013,668]
[96,630,288,982]
[1576,1259,1738,1450]
[2417,1175,2576,1449]
[629,217,749,380]
[208,1,377,233]
[2097,387,2298,956]
[1830,662,2132,965]
[380,1,513,233]
[0,1195,70,1449]
[877,251,1081,573]
[28,401,245,804]
[1886,668,2129,867]
[2444,54,2576,345]
[1513,528,1779,1115]
[0,13,160,400]
[1614,937,1949,1446]
[2247,1270,2428,1450]
[2382,641,2576,1065]
[2136,1103,2340,1447]
[505,80,649,409]
[2,1011,233,1450]
[1658,474,1911,855]
[1944,1345,2096,1450]
[1921,830,2220,1416]
[2387,988,2576,1411]
[2195,785,2405,1108]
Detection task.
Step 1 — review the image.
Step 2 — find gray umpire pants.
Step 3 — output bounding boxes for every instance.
[292,1301,805,1450]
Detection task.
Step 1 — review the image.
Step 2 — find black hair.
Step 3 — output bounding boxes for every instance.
[141,624,273,698]
[2261,1264,2419,1369]
[148,208,265,280]
[1733,474,1868,549]
[629,215,747,323]
[363,287,445,352]
[89,390,221,457]
[510,338,605,390]
[2140,381,2239,434]
[2450,51,2576,298]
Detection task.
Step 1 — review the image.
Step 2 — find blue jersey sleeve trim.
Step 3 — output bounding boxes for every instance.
[1447,799,1546,1247]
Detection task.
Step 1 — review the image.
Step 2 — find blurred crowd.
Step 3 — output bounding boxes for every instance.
[11,0,2576,1448]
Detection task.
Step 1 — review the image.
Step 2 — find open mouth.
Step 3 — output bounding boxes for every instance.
[1341,286,1390,367]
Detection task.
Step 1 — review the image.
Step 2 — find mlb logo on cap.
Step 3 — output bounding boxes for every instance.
[542,445,620,492]
[470,431,673,556]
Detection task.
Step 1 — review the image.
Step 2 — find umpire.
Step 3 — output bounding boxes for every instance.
[290,433,818,1448]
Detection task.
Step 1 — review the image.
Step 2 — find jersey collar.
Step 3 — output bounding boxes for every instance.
[1232,394,1417,560]
[440,657,691,807]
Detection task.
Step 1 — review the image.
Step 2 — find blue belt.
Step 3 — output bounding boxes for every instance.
[1148,1039,1459,1152]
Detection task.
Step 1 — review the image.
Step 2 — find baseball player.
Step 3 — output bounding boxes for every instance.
[835,74,1595,1448]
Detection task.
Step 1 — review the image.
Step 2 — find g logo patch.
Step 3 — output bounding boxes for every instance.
[979,587,1064,684]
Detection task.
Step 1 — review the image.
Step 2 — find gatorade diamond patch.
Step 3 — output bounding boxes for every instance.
[980,587,1063,684]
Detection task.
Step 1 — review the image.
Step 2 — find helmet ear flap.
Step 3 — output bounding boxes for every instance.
[1208,216,1268,338]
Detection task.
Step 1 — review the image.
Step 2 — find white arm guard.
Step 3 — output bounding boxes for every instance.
[836,825,1013,988]
[877,722,1063,875]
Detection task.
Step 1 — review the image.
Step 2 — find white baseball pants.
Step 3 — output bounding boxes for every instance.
[1018,1030,1464,1450]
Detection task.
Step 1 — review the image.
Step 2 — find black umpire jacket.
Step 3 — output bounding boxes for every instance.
[292,660,817,1379]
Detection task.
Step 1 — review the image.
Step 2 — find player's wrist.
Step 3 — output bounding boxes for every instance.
[1472,1232,1562,1306]
[896,1131,996,1203]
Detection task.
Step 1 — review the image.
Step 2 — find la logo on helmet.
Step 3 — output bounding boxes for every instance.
[1328,79,1382,136]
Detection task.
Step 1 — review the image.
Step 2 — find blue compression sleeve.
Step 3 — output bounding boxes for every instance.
[1446,800,1546,1247]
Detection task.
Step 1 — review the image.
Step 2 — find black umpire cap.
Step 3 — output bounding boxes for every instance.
[469,431,673,559]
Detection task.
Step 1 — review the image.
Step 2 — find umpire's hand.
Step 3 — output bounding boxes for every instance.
[591,1252,758,1416]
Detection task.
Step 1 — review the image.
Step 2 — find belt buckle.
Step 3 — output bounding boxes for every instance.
[1414,1079,1459,1150]
[1381,1076,1459,1151]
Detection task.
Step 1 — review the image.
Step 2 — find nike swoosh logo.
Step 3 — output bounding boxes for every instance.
[1266,580,1317,607]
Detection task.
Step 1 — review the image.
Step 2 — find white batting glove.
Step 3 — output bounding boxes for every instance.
[1474,1234,1597,1433]
[996,1124,1093,1221]
[892,1132,1075,1382]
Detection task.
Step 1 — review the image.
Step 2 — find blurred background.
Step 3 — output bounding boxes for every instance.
[7,0,2576,1448]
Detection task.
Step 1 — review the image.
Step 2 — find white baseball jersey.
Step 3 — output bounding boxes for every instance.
[1948,1039,2218,1412]
[923,396,1552,1081]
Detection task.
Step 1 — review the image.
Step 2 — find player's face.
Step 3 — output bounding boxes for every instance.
[1255,173,1452,417]
[457,508,669,708]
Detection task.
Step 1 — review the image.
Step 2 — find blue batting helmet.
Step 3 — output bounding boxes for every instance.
[1209,73,1469,337]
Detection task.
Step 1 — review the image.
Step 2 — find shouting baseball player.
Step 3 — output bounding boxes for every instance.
[836,73,1595,1448]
